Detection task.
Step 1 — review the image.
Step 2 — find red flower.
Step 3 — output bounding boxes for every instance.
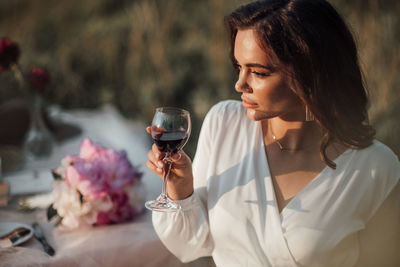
[0,38,20,73]
[96,212,111,226]
[29,66,51,93]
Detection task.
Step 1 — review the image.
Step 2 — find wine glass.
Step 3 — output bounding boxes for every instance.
[145,107,191,212]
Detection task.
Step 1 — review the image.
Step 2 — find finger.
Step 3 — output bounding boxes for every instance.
[171,152,182,161]
[151,125,165,134]
[146,126,151,134]
[147,149,164,169]
[150,144,166,168]
[152,144,162,159]
[147,149,157,162]
[146,160,163,176]
[175,150,191,163]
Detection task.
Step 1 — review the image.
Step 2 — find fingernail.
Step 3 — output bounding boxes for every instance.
[172,153,180,160]
[157,161,163,167]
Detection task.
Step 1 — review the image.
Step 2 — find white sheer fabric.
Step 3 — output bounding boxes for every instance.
[153,100,400,267]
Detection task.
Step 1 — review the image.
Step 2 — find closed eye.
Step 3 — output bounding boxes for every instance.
[251,71,270,77]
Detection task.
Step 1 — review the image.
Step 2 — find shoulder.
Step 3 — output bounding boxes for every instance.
[202,100,249,130]
[349,141,400,205]
[353,141,400,171]
[197,100,256,151]
[206,100,245,121]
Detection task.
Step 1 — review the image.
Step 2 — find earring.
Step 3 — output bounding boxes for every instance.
[305,105,315,121]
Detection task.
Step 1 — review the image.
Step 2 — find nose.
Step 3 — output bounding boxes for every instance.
[235,71,252,93]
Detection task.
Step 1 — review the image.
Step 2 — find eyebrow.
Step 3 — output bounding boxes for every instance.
[245,63,275,70]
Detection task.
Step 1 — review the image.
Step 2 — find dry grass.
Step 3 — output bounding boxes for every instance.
[0,0,398,156]
[333,0,400,154]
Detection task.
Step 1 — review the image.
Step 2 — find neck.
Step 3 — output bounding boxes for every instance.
[262,118,322,152]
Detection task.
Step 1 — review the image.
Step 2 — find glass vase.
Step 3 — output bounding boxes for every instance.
[23,94,54,160]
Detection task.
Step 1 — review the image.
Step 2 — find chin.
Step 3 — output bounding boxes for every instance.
[246,109,272,121]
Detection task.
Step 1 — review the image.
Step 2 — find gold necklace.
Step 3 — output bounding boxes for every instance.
[269,121,310,152]
[269,121,289,151]
[271,133,286,151]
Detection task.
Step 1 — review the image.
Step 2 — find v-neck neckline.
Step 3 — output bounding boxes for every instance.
[257,122,353,217]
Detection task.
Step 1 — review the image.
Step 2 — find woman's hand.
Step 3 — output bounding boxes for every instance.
[146,127,194,200]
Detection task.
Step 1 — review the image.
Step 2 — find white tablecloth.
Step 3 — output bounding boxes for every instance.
[0,106,213,267]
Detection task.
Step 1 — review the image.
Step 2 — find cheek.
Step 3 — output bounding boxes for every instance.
[253,80,291,105]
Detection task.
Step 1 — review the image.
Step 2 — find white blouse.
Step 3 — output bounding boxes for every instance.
[152,100,400,267]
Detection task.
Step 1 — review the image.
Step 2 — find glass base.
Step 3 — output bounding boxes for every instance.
[145,195,180,212]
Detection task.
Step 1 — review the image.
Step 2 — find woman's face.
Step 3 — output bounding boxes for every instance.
[234,29,304,121]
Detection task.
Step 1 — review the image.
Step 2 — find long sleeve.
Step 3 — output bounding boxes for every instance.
[151,104,217,263]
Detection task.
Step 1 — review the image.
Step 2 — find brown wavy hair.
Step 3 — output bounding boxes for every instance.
[225,0,375,168]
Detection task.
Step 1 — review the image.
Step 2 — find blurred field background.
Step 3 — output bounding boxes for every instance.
[0,0,399,158]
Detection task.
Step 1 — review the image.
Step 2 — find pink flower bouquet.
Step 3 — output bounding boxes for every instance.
[48,138,145,228]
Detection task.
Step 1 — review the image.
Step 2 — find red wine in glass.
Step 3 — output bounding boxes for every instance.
[152,130,189,154]
[145,107,191,212]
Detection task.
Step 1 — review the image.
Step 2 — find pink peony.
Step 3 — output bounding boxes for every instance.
[64,138,142,198]
[100,149,142,190]
[108,191,134,223]
[96,212,111,226]
[95,191,134,225]
[64,158,111,199]
[79,138,105,160]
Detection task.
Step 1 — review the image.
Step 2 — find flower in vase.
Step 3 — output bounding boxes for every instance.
[0,37,51,96]
[0,37,54,159]
[29,66,51,94]
[0,38,20,73]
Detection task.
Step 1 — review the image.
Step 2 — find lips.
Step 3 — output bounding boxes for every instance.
[241,96,258,108]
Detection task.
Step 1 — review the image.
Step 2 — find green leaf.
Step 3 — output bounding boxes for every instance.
[47,204,58,221]
[78,190,84,204]
[51,170,62,180]
[54,215,63,226]
[17,199,35,212]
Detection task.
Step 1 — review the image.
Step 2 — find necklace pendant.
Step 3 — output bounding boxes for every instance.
[272,134,284,151]
[276,141,284,151]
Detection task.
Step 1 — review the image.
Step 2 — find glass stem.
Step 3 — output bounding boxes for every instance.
[161,154,172,201]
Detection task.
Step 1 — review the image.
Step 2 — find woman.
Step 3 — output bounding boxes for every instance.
[146,0,400,266]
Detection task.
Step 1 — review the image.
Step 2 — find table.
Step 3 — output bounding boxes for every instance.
[0,106,213,267]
